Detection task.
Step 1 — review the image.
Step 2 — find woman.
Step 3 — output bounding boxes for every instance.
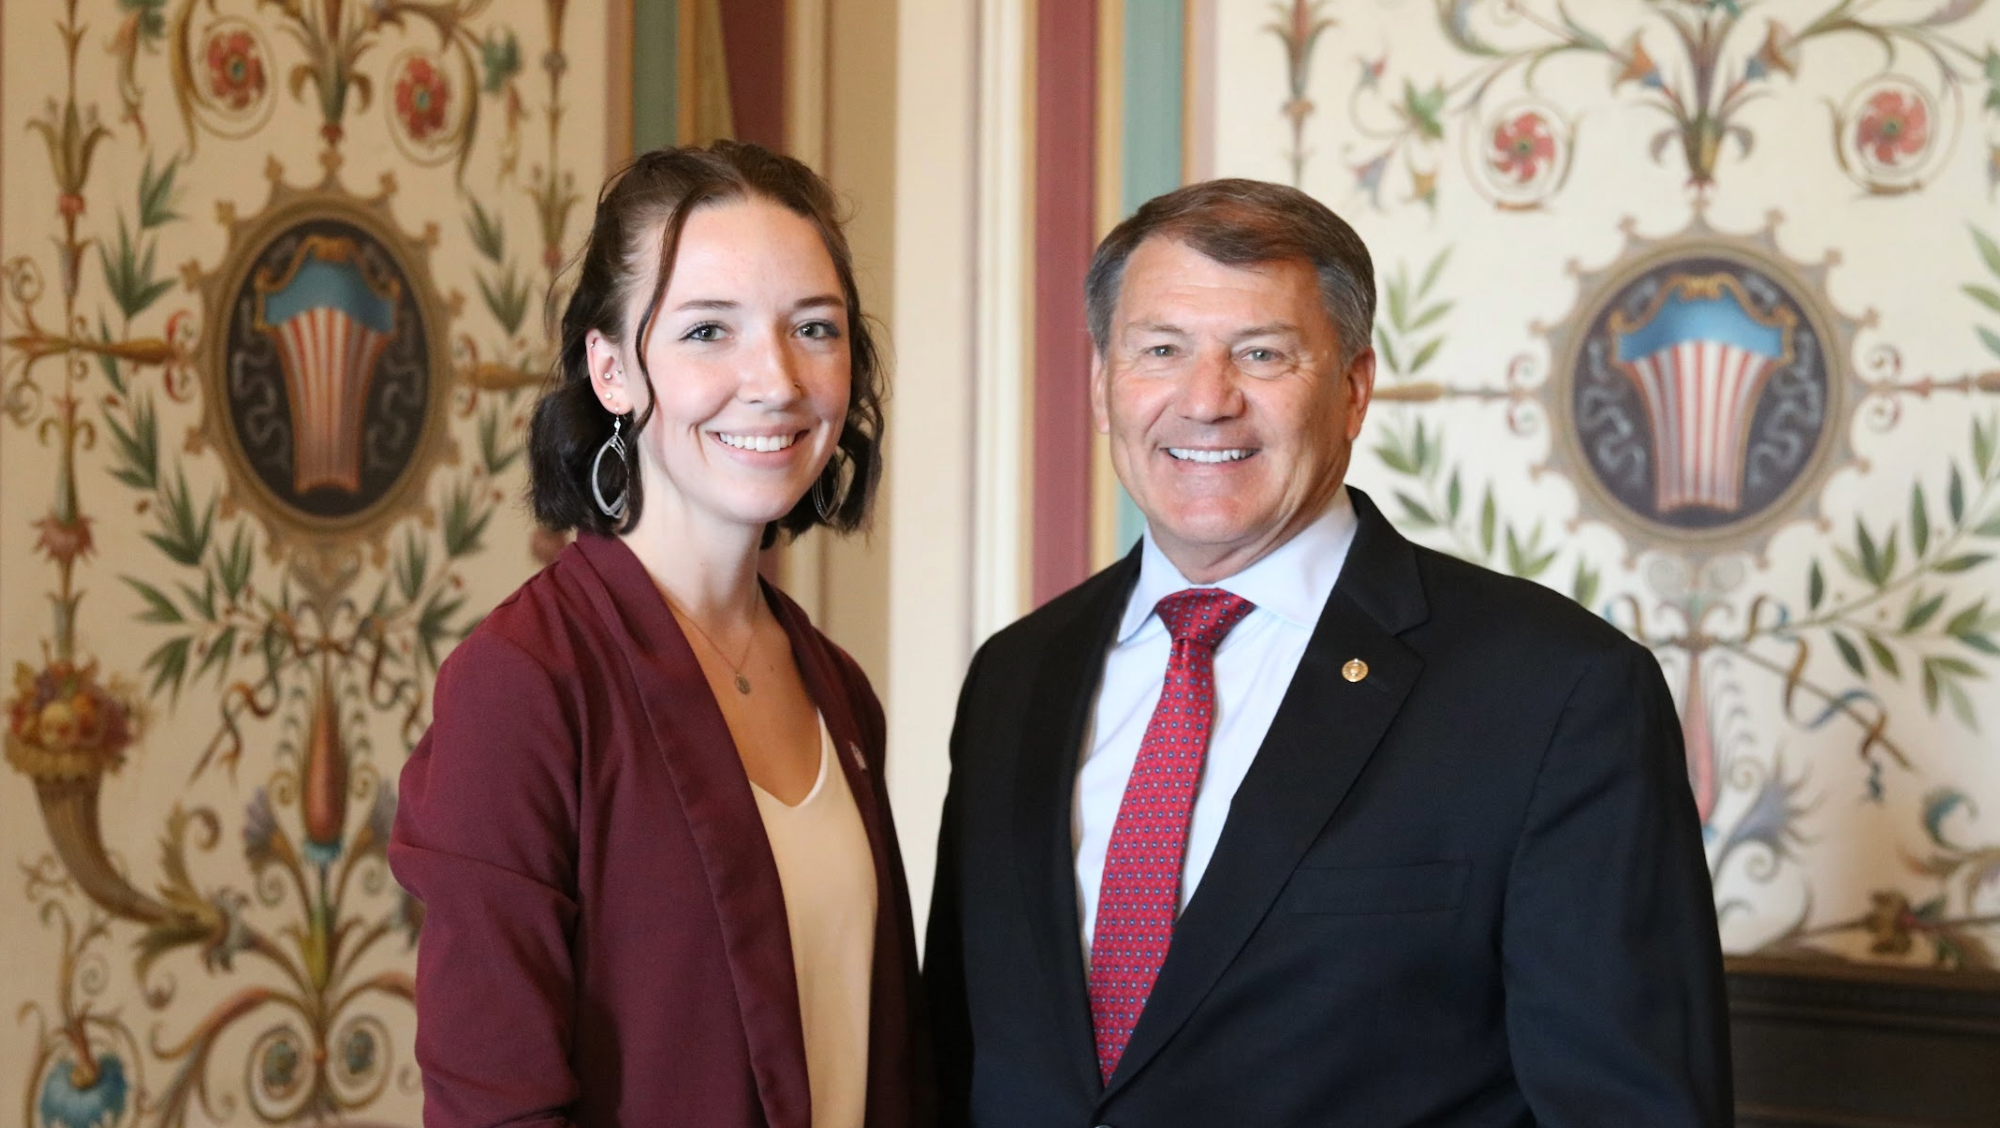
[390,141,928,1128]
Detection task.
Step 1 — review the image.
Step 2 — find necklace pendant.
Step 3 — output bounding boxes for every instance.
[734,673,752,695]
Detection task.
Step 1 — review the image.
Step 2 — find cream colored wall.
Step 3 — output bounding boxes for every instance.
[881,0,982,930]
[808,0,901,694]
[780,0,994,925]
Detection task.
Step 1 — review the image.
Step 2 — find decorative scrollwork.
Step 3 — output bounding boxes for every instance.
[6,0,581,1118]
[244,1022,317,1122]
[326,1014,395,1110]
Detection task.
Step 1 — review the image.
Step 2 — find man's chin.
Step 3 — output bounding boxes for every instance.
[1147,502,1263,543]
[1149,516,1276,564]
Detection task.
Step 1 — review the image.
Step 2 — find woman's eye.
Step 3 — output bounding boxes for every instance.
[683,322,725,342]
[798,320,842,340]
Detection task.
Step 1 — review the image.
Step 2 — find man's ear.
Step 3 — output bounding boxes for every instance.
[1343,346,1377,441]
[1090,349,1110,435]
[586,329,635,415]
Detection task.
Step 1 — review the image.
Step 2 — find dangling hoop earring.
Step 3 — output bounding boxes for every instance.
[591,415,630,519]
[811,461,837,523]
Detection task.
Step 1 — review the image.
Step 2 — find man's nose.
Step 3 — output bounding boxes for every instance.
[1177,350,1244,421]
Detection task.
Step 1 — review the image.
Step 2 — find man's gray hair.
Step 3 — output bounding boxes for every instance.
[1083,178,1376,364]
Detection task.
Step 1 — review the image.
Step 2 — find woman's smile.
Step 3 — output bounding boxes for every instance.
[711,429,807,455]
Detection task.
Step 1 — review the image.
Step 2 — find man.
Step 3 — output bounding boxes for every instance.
[925,179,1731,1127]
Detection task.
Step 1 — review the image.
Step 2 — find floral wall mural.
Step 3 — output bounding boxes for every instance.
[0,1,607,1122]
[1206,0,2000,970]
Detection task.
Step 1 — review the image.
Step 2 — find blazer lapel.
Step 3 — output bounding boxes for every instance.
[1102,490,1430,1100]
[769,585,882,867]
[1014,550,1140,1100]
[568,536,812,1128]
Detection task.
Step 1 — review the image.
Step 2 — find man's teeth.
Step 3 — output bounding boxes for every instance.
[716,432,798,453]
[1166,448,1251,463]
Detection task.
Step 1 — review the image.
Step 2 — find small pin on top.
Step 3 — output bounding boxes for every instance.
[1342,658,1369,683]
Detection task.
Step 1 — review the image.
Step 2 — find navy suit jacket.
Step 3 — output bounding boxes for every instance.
[925,488,1731,1127]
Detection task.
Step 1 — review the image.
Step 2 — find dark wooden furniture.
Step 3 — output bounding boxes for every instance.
[1728,955,2000,1127]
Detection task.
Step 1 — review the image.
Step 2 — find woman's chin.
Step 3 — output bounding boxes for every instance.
[638,478,818,540]
[716,492,812,531]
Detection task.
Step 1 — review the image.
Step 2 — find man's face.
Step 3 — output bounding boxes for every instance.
[1091,236,1375,582]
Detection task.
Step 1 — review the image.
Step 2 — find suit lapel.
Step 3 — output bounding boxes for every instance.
[569,536,811,1128]
[1014,551,1139,1100]
[1102,490,1430,1100]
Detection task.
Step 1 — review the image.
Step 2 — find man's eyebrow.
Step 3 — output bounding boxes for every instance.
[1124,321,1191,337]
[1231,322,1301,339]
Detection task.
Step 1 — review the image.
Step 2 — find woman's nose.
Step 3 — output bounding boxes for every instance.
[741,329,802,403]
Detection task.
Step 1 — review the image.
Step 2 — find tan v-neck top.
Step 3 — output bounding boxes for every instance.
[750,720,878,1128]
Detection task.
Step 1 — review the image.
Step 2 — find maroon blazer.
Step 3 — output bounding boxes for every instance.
[390,533,930,1128]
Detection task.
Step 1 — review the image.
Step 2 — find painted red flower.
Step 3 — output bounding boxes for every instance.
[1856,89,1928,167]
[32,511,94,568]
[1490,112,1556,183]
[396,58,450,142]
[205,30,265,111]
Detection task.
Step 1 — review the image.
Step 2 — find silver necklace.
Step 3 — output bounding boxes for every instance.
[667,596,757,694]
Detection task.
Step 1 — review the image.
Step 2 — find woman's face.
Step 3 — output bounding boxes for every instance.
[591,197,852,541]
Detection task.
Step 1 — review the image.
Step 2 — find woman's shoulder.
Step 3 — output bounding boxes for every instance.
[445,538,612,685]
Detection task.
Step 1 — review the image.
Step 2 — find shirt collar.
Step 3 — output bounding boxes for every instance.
[1117,486,1359,643]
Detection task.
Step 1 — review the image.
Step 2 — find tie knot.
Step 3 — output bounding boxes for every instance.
[1153,588,1255,650]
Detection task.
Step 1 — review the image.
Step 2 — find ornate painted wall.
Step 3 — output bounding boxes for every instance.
[0,1,608,1123]
[1193,0,2000,970]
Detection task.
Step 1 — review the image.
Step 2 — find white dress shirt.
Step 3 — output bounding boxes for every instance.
[1074,488,1359,957]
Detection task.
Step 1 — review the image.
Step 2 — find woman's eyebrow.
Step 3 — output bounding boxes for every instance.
[670,297,739,313]
[668,295,847,314]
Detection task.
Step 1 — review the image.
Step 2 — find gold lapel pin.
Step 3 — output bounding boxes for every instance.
[1342,658,1369,683]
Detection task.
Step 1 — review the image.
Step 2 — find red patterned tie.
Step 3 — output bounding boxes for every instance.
[1087,587,1255,1083]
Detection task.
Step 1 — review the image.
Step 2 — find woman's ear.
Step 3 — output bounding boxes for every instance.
[585,329,635,415]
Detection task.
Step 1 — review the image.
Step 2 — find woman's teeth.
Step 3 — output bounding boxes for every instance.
[716,432,798,453]
[1166,448,1251,463]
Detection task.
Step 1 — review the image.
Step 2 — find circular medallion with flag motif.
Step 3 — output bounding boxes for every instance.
[1548,221,1857,557]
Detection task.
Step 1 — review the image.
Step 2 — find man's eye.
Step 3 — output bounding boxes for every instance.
[1145,344,1177,358]
[1243,348,1279,363]
[683,322,725,342]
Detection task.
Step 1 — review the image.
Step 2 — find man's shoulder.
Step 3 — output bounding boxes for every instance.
[1407,541,1640,662]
